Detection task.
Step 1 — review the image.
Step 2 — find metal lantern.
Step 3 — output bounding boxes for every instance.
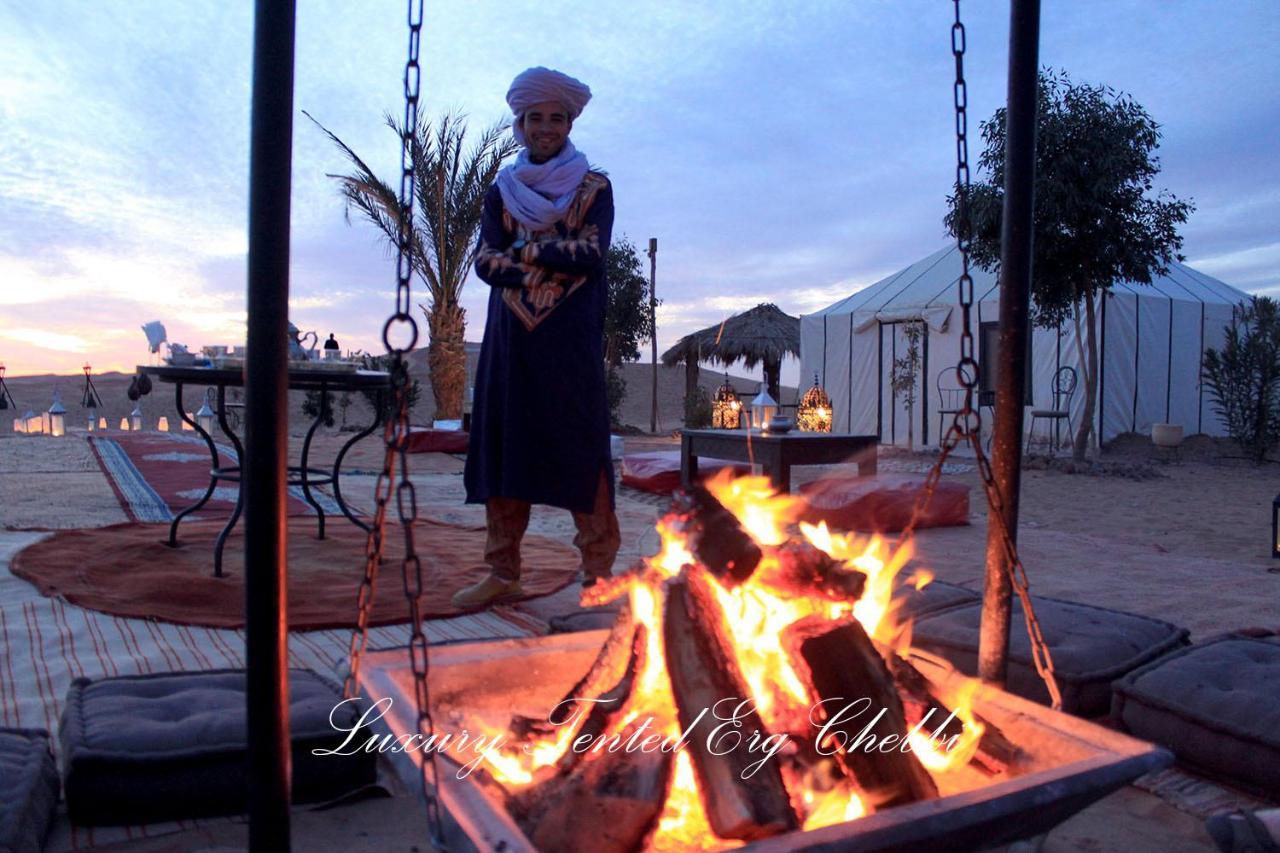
[797,372,833,433]
[47,393,66,437]
[750,385,777,432]
[711,374,741,429]
[196,390,216,435]
[130,405,143,432]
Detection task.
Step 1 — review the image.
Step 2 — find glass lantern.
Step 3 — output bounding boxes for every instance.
[47,394,66,437]
[797,373,833,433]
[750,385,777,433]
[196,391,216,435]
[711,374,741,429]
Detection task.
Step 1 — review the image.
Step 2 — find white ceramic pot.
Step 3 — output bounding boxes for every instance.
[1151,423,1184,448]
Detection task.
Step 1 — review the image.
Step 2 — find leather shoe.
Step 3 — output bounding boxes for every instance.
[450,574,524,610]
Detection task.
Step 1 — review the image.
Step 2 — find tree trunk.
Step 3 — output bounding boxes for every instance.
[1072,292,1099,461]
[425,301,467,420]
[685,359,698,403]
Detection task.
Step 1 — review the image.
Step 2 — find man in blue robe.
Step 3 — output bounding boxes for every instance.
[454,67,620,610]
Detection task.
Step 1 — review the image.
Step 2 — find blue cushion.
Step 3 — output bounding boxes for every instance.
[1112,632,1280,795]
[61,669,378,825]
[0,728,59,853]
[911,596,1189,716]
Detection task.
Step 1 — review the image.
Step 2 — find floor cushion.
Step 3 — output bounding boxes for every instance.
[0,728,59,853]
[893,579,980,623]
[407,427,469,454]
[61,669,379,825]
[800,473,970,532]
[1112,631,1280,795]
[910,596,1189,716]
[620,450,752,495]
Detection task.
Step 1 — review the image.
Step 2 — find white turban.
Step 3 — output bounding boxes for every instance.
[506,67,592,147]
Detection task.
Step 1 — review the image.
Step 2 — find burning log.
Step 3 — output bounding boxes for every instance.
[559,625,648,769]
[673,485,761,584]
[549,607,636,726]
[518,737,672,853]
[879,645,1022,776]
[774,539,867,601]
[791,619,939,808]
[664,574,798,840]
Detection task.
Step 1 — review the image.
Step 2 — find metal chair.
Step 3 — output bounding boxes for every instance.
[1026,366,1077,456]
[936,367,965,443]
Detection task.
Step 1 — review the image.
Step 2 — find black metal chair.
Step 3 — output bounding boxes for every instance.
[936,367,965,443]
[1026,366,1077,456]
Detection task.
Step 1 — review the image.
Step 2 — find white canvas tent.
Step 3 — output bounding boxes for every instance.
[799,245,1250,448]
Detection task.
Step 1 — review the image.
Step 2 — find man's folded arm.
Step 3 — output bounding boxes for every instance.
[521,181,614,275]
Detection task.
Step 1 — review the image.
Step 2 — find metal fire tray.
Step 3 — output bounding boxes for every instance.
[356,630,1171,853]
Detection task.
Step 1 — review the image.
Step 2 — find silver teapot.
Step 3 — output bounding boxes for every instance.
[288,323,318,361]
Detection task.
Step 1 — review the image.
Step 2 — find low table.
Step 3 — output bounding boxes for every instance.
[680,429,879,493]
[141,364,391,576]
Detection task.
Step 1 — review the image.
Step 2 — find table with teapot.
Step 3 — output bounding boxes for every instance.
[138,339,392,577]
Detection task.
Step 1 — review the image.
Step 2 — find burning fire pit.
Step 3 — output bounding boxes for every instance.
[355,473,1170,852]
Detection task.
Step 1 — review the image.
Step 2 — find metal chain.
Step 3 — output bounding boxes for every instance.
[900,0,1061,711]
[344,0,447,847]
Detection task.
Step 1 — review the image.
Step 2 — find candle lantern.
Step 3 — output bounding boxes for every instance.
[119,417,129,431]
[750,385,777,432]
[196,391,216,435]
[24,410,41,433]
[797,373,833,433]
[47,394,66,437]
[98,416,108,431]
[182,411,195,431]
[157,416,170,432]
[130,405,143,432]
[711,374,741,430]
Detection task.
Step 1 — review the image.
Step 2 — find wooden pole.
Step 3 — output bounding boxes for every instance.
[980,0,1040,686]
[649,238,658,433]
[245,0,295,847]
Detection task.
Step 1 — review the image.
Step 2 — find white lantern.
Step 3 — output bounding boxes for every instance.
[120,417,130,431]
[130,405,143,432]
[750,386,777,432]
[47,395,66,437]
[87,411,96,431]
[98,416,108,430]
[156,416,169,432]
[196,395,215,435]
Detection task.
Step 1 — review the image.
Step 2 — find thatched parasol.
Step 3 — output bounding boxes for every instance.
[661,303,799,403]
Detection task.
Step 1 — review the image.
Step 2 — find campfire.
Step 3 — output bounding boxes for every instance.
[469,471,1021,852]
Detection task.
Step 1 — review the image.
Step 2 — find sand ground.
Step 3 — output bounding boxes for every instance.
[2,410,1276,851]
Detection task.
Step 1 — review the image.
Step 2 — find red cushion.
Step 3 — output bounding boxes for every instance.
[620,451,753,495]
[799,473,970,532]
[406,428,469,454]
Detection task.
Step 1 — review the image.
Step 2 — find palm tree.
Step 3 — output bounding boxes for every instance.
[307,111,518,419]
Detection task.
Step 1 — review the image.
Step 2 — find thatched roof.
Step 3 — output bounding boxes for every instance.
[661,303,800,369]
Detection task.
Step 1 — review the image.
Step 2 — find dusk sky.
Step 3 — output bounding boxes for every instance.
[2,2,1277,384]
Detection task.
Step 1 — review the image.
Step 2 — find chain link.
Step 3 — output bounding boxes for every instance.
[345,0,446,846]
[900,0,1062,711]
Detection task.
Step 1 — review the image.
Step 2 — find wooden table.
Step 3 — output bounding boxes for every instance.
[141,364,391,576]
[680,429,879,493]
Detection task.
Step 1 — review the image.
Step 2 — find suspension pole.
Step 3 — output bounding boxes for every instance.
[649,237,658,433]
[245,0,296,848]
[979,0,1040,686]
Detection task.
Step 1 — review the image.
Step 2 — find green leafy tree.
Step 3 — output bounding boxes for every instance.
[1202,297,1280,462]
[308,111,517,421]
[946,70,1193,460]
[602,238,659,428]
[889,322,924,451]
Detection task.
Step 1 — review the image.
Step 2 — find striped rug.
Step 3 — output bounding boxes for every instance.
[0,530,544,850]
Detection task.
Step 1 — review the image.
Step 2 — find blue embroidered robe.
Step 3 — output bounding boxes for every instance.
[464,171,615,513]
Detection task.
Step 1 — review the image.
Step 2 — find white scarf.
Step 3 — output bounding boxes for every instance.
[496,141,589,232]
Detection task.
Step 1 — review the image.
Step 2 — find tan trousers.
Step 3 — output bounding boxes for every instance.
[484,471,620,582]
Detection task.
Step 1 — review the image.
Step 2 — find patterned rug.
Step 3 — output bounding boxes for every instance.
[88,432,340,522]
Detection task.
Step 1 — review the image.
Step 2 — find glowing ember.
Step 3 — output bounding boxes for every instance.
[473,471,994,850]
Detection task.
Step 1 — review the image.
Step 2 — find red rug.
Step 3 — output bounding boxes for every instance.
[88,432,321,523]
[11,517,579,630]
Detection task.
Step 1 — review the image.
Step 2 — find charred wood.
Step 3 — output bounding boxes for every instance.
[673,485,761,584]
[664,575,798,840]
